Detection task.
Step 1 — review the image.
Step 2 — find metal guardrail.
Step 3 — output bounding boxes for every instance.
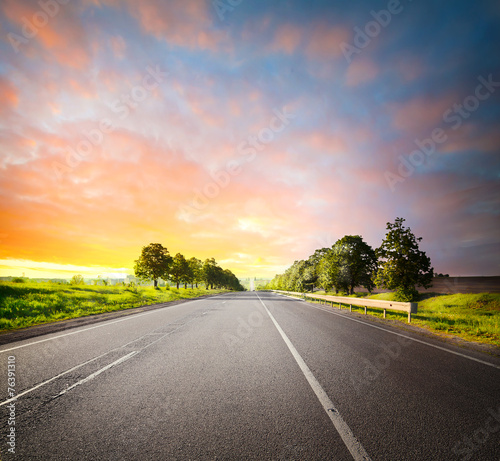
[273,290,418,323]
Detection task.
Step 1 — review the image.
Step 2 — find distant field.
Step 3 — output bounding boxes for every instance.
[313,290,500,347]
[0,282,228,332]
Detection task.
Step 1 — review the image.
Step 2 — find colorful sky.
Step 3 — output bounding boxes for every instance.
[0,0,499,280]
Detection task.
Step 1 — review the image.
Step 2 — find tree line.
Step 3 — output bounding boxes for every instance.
[134,243,244,291]
[267,218,433,301]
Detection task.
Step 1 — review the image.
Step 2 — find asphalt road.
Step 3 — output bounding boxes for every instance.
[1,291,499,460]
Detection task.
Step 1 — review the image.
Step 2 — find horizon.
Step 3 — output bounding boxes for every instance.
[1,0,499,280]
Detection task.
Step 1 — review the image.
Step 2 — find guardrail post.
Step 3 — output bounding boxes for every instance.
[408,311,411,323]
[383,309,386,319]
[349,304,352,312]
[364,306,367,315]
[338,302,341,310]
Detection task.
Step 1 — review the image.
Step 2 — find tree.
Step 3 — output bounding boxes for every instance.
[134,243,172,289]
[70,274,85,285]
[202,258,219,289]
[170,253,190,289]
[187,257,203,288]
[304,248,330,291]
[375,217,433,301]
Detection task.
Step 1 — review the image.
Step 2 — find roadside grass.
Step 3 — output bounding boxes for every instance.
[0,282,229,332]
[306,290,500,347]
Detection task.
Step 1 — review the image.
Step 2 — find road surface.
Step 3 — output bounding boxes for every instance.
[1,291,499,460]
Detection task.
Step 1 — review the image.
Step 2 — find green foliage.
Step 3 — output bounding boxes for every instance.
[187,257,203,288]
[0,281,230,331]
[134,243,172,288]
[170,253,190,289]
[70,274,85,285]
[320,236,377,294]
[201,258,244,291]
[268,217,433,301]
[12,277,26,283]
[375,217,433,301]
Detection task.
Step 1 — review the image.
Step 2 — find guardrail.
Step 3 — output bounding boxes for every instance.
[273,290,418,323]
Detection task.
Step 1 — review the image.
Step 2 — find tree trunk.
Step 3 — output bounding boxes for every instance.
[184,283,187,289]
[176,281,179,289]
[154,279,158,288]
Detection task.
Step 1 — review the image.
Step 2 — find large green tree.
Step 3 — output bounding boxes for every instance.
[202,258,219,290]
[375,217,433,301]
[134,243,172,288]
[170,253,190,289]
[320,235,377,294]
[187,257,203,288]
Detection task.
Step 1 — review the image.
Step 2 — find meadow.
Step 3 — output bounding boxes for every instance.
[0,281,228,332]
[313,290,500,347]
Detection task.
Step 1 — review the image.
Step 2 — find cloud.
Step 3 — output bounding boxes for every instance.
[305,23,351,60]
[2,0,92,69]
[345,59,379,86]
[103,0,227,52]
[271,24,303,54]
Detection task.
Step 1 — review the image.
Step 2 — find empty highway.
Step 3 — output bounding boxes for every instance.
[1,291,499,460]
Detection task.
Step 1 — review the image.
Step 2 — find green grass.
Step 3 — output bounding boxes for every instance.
[0,281,230,332]
[304,290,500,347]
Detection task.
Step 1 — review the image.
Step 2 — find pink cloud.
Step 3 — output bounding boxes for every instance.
[0,76,19,116]
[389,93,457,135]
[305,23,351,60]
[109,35,127,59]
[345,59,379,86]
[105,0,227,52]
[2,0,92,70]
[271,24,303,54]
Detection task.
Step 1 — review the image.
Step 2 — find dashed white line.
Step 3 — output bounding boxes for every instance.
[256,293,372,461]
[56,351,138,397]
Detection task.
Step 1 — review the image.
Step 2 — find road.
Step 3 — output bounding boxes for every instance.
[1,291,499,460]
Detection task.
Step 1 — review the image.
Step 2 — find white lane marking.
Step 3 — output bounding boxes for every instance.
[0,316,198,406]
[56,351,138,397]
[256,293,371,461]
[274,294,500,370]
[0,295,224,354]
[0,349,113,407]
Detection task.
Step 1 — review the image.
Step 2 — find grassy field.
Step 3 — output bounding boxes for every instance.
[309,290,500,347]
[0,281,229,332]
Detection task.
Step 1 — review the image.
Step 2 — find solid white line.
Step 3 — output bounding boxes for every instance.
[0,295,217,354]
[275,293,500,370]
[56,351,138,397]
[256,293,371,461]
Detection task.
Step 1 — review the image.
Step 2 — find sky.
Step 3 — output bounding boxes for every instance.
[0,0,499,280]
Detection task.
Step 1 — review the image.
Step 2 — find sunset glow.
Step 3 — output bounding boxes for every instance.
[1,0,499,279]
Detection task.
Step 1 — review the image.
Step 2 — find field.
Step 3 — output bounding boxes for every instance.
[314,290,500,347]
[0,281,228,332]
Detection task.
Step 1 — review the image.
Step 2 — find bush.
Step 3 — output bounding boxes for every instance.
[394,286,419,302]
[70,275,85,285]
[12,277,26,283]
